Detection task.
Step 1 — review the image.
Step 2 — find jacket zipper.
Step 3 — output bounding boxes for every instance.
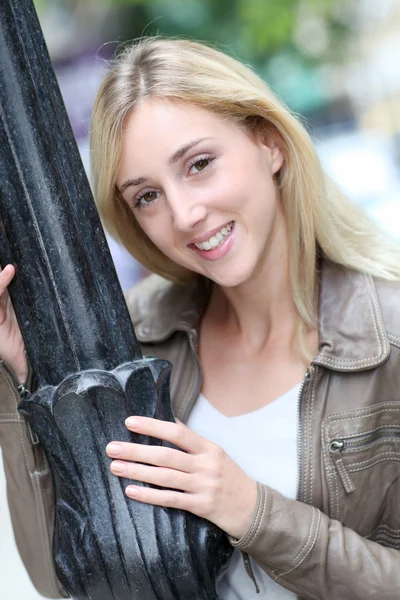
[185,329,261,593]
[3,360,39,445]
[329,427,400,493]
[296,366,313,503]
[3,359,31,397]
[295,365,313,600]
[242,552,260,594]
[182,329,203,423]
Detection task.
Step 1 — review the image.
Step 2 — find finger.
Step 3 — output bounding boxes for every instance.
[110,461,195,492]
[106,442,194,472]
[0,266,15,326]
[125,417,206,454]
[0,264,15,294]
[125,484,196,512]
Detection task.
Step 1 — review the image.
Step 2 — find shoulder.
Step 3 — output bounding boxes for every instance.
[125,274,176,328]
[374,276,400,347]
[124,273,210,341]
[321,258,400,341]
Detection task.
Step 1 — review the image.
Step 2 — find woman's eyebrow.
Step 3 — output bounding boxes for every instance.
[119,176,148,194]
[167,137,214,165]
[119,137,214,194]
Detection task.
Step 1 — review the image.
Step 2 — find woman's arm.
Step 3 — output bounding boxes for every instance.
[107,417,400,600]
[0,265,65,596]
[0,363,67,598]
[233,482,399,599]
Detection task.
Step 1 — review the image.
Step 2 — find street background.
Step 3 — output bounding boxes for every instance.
[1,0,400,597]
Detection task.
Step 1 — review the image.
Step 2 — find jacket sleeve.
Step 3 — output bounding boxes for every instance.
[230,482,399,599]
[0,362,67,598]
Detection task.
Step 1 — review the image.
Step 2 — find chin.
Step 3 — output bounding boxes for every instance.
[204,265,255,288]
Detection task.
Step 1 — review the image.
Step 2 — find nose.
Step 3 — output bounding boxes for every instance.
[168,189,207,232]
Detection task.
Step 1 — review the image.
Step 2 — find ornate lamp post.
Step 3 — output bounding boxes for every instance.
[0,1,232,598]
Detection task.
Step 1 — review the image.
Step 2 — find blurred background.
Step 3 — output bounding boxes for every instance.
[31,0,400,286]
[1,0,400,597]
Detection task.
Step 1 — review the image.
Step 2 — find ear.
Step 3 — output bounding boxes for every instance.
[256,127,284,175]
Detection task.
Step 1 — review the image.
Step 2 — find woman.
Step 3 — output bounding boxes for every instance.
[1,37,400,599]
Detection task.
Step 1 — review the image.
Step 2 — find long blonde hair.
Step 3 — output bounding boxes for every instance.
[91,37,400,356]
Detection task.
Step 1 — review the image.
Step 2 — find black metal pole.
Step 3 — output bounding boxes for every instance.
[0,0,141,388]
[0,1,232,598]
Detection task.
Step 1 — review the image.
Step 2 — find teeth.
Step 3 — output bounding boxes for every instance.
[194,222,233,251]
[209,236,219,248]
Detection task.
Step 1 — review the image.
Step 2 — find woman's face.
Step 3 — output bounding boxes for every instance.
[117,98,285,288]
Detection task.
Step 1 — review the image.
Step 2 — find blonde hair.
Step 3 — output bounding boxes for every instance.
[91,37,400,357]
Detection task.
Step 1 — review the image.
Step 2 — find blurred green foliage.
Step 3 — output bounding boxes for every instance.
[109,0,352,60]
[33,0,356,113]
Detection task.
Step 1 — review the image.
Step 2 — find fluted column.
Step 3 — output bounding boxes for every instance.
[0,1,232,598]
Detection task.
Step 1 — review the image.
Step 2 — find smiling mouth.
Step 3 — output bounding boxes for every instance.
[191,222,234,251]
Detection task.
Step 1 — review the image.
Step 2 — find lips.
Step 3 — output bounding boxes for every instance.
[189,221,233,246]
[188,221,235,261]
[192,222,233,251]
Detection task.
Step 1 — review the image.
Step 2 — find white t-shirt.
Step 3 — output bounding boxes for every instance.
[187,384,301,599]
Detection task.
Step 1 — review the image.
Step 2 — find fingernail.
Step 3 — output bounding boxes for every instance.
[111,461,126,475]
[106,442,122,456]
[126,486,138,497]
[126,417,140,429]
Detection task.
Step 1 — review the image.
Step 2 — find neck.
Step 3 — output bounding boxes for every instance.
[205,221,305,354]
[214,275,296,351]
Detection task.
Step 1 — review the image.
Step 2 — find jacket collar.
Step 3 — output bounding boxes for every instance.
[314,260,390,371]
[135,260,390,372]
[134,275,210,343]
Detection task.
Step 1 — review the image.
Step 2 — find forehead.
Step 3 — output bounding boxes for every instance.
[116,98,252,186]
[121,97,242,146]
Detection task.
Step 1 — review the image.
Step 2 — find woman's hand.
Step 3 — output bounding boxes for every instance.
[106,417,258,540]
[0,265,27,383]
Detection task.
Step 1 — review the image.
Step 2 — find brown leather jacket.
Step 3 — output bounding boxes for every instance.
[1,259,400,599]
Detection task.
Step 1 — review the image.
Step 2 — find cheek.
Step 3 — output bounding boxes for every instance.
[220,155,273,210]
[213,172,244,208]
[136,213,178,258]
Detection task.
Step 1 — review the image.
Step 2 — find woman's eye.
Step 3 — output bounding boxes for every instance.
[141,191,157,203]
[193,158,209,171]
[189,156,214,176]
[133,190,159,208]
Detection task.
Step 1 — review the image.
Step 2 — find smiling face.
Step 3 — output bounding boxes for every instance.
[117,98,286,288]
